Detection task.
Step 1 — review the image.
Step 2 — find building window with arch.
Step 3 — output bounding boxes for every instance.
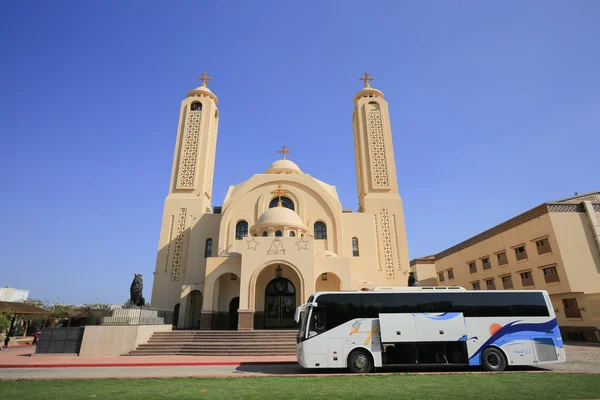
[314,221,327,240]
[290,231,295,237]
[352,237,359,257]
[262,231,268,237]
[269,196,294,211]
[205,238,213,258]
[191,102,202,111]
[275,230,283,237]
[235,221,248,240]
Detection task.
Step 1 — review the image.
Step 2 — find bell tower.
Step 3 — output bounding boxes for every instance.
[151,74,220,309]
[352,73,410,279]
[169,72,220,209]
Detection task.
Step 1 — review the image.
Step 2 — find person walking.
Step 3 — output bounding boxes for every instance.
[2,336,9,349]
[32,331,40,345]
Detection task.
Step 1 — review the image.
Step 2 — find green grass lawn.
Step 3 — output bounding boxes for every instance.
[1,373,599,399]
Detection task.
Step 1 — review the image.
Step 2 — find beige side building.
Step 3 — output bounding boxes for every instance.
[411,192,600,342]
[151,73,411,330]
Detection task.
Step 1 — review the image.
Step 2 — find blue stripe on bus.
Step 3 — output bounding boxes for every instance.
[468,318,559,366]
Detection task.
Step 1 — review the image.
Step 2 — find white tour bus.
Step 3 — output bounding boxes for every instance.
[294,286,565,373]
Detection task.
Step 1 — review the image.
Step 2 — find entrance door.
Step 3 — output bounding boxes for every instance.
[229,297,239,330]
[264,278,296,329]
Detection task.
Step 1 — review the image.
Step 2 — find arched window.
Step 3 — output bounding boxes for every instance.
[314,222,327,240]
[289,231,295,237]
[275,230,283,237]
[269,196,294,211]
[262,231,268,237]
[235,221,248,240]
[352,237,359,257]
[191,102,202,111]
[205,238,213,258]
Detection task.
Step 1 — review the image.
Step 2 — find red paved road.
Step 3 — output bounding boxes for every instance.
[0,347,296,368]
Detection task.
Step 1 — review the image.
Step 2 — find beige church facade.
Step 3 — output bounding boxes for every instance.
[151,73,411,330]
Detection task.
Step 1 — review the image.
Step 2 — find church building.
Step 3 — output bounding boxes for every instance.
[151,73,411,330]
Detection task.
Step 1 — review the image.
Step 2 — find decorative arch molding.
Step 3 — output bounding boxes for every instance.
[248,260,306,311]
[257,185,302,218]
[220,176,344,256]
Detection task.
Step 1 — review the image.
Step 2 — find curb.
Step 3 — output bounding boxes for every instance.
[0,361,299,369]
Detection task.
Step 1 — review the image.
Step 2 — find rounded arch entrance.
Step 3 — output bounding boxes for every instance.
[250,262,304,329]
[212,273,240,330]
[315,272,342,292]
[264,277,296,329]
[186,290,202,329]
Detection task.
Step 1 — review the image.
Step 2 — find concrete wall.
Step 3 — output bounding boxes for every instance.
[79,325,172,356]
[550,211,600,294]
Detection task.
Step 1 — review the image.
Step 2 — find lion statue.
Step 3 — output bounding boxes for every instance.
[128,274,146,307]
[408,271,420,287]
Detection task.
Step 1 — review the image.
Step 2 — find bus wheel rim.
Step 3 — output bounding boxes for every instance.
[487,353,499,367]
[355,354,368,369]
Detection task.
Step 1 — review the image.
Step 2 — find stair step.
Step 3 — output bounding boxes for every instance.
[127,351,296,356]
[131,330,297,357]
[138,343,296,349]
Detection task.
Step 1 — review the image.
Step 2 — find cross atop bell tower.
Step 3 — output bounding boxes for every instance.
[197,72,212,87]
[359,72,374,88]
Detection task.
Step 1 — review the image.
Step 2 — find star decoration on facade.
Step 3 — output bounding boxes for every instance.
[295,236,309,251]
[247,237,259,251]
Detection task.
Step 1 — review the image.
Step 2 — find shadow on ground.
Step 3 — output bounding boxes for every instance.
[234,363,548,375]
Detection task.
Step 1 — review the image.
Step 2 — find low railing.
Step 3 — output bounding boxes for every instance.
[521,277,534,287]
[516,251,528,261]
[537,245,552,255]
[84,307,174,326]
[544,273,560,284]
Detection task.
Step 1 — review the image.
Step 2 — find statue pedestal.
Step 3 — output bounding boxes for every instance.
[100,308,164,325]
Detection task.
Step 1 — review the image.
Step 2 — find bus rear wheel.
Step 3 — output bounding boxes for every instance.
[481,347,507,372]
[348,349,373,374]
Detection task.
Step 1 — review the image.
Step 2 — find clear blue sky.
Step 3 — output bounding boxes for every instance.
[1,1,598,305]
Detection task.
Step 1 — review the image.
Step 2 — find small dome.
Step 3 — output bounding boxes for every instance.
[353,87,384,105]
[265,159,303,174]
[251,206,309,234]
[187,85,218,104]
[256,207,305,228]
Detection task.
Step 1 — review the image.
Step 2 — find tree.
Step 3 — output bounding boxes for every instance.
[0,310,10,335]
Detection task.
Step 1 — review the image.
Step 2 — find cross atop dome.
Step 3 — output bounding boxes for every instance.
[277,145,291,160]
[270,184,290,207]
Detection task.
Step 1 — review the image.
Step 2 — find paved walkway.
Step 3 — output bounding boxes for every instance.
[1,343,598,380]
[0,347,296,368]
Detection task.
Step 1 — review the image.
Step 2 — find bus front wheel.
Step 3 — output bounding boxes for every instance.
[348,349,374,374]
[481,347,507,372]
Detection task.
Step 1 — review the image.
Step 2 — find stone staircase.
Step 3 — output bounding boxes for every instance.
[127,330,298,356]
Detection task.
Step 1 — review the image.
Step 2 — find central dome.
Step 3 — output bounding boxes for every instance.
[251,205,309,235]
[265,159,302,174]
